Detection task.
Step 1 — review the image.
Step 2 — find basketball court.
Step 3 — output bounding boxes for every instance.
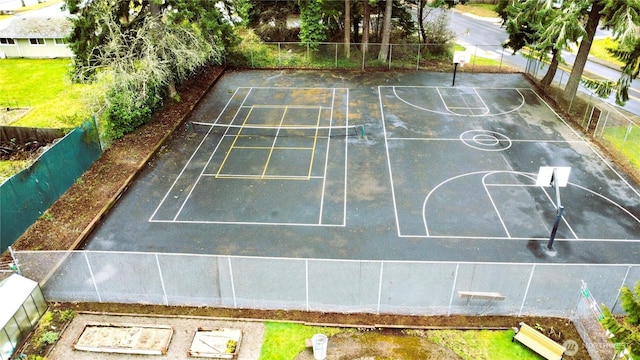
[84,70,640,264]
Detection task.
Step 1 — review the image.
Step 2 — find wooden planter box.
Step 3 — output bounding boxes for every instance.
[188,327,242,358]
[73,322,173,355]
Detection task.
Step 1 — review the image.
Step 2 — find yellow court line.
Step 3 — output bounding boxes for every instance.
[214,175,316,180]
[307,107,323,179]
[233,146,315,150]
[216,106,256,178]
[261,107,288,178]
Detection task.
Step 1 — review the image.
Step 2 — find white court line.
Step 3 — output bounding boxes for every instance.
[318,89,334,224]
[379,86,403,237]
[148,87,245,222]
[148,219,347,227]
[473,88,491,116]
[389,86,526,117]
[436,87,489,115]
[421,170,640,240]
[152,86,349,226]
[174,88,256,221]
[482,172,511,238]
[540,185,579,240]
[530,91,640,198]
[342,89,350,225]
[386,137,585,143]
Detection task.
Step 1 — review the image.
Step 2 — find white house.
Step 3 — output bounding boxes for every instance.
[0,16,73,58]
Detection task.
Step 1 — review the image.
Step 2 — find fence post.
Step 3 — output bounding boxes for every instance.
[335,43,338,69]
[519,264,536,316]
[416,43,421,71]
[376,261,384,314]
[278,42,282,68]
[388,44,393,70]
[155,254,168,306]
[227,256,237,308]
[7,246,21,275]
[447,263,460,316]
[84,252,102,302]
[305,259,309,312]
[611,266,632,312]
[622,123,633,147]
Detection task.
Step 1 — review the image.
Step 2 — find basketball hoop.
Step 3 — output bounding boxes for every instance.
[453,51,469,67]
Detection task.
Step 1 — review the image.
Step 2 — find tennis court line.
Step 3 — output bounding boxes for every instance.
[150,86,350,226]
[148,87,248,223]
[173,88,257,221]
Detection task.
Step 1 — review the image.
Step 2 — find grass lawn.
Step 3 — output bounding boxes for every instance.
[258,322,544,360]
[591,38,625,68]
[259,322,344,360]
[0,58,94,128]
[456,3,499,18]
[427,329,542,360]
[603,125,640,169]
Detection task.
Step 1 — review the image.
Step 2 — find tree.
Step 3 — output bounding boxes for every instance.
[563,0,605,102]
[65,0,237,139]
[498,0,588,88]
[378,0,393,61]
[299,0,327,50]
[601,280,640,357]
[345,0,351,58]
[599,0,640,104]
[362,0,371,53]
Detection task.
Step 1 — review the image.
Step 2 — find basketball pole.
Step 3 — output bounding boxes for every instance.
[547,168,563,250]
[452,62,459,86]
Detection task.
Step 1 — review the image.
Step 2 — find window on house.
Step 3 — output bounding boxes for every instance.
[54,38,68,45]
[29,38,45,45]
[0,38,15,45]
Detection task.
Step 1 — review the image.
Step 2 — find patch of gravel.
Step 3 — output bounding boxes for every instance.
[47,313,264,360]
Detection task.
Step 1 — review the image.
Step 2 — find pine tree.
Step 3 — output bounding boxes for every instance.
[601,280,640,358]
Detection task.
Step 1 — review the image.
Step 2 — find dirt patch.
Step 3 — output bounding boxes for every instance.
[41,302,589,359]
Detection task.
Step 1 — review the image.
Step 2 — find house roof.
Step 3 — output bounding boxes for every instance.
[0,16,72,39]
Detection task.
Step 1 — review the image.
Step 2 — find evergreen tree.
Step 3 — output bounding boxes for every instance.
[299,0,327,50]
[599,0,640,104]
[601,280,640,358]
[497,0,588,87]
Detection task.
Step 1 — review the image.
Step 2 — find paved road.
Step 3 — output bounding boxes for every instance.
[447,8,640,115]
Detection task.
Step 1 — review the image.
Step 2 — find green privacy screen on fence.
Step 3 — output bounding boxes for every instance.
[1,118,102,253]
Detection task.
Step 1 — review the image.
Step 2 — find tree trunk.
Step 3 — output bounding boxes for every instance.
[541,48,560,87]
[362,0,370,53]
[345,0,351,59]
[378,0,393,62]
[419,0,427,44]
[563,1,603,102]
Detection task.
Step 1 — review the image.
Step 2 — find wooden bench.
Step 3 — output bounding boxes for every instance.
[512,322,565,360]
[457,291,505,301]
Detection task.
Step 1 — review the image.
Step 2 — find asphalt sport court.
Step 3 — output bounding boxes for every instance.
[149,86,351,226]
[84,71,640,264]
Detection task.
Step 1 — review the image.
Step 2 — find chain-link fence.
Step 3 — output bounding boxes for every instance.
[231,41,515,72]
[13,250,639,318]
[524,57,640,182]
[229,42,640,181]
[572,281,616,360]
